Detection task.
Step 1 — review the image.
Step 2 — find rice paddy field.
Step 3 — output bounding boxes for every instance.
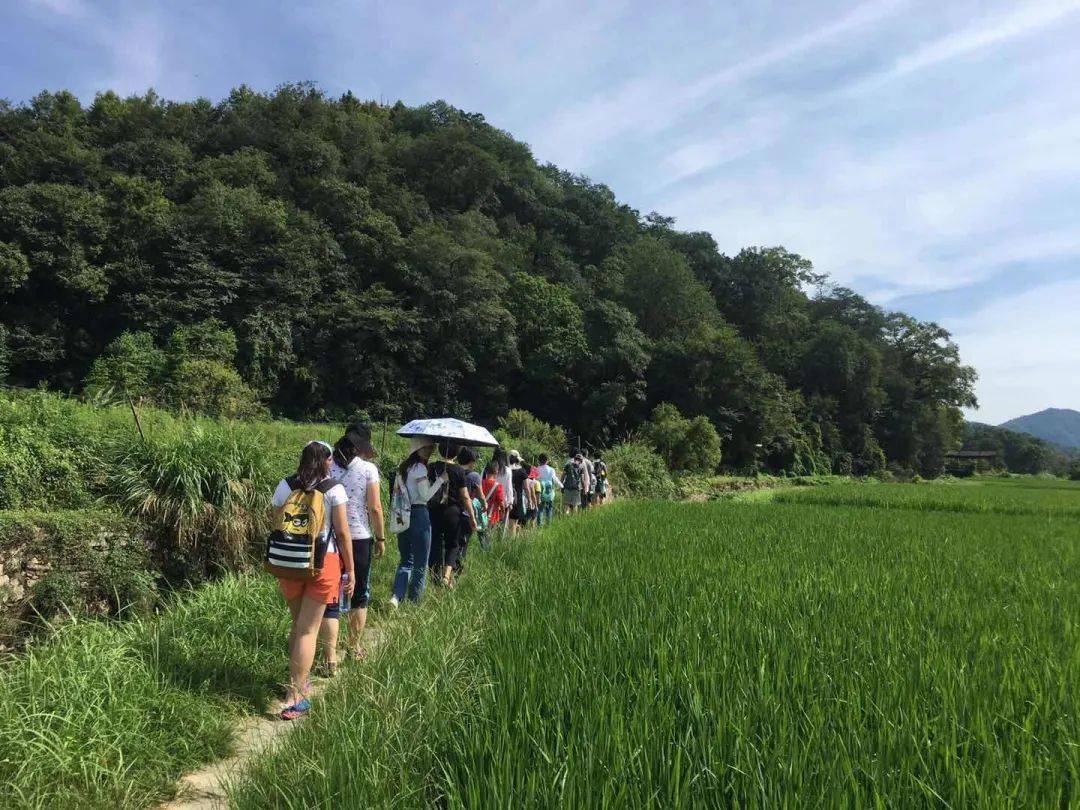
[2,476,1078,807]
[230,477,1079,808]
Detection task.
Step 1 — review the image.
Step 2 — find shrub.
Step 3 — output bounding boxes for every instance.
[496,409,568,464]
[83,330,167,401]
[29,570,83,622]
[167,359,266,419]
[639,403,722,473]
[0,392,98,509]
[605,441,676,499]
[1070,460,1080,481]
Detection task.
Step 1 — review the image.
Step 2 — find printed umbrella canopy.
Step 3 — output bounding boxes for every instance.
[396,418,500,448]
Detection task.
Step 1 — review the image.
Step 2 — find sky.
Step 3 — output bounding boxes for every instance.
[2,0,1078,424]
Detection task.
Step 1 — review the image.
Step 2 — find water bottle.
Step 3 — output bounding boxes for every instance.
[338,573,350,615]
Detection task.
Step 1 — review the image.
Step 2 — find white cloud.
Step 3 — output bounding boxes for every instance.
[530,0,912,169]
[955,278,1080,422]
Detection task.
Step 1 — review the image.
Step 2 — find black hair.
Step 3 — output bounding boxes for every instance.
[538,453,549,465]
[398,450,429,482]
[296,442,331,490]
[438,440,462,459]
[492,448,509,474]
[483,464,496,477]
[456,447,477,466]
[333,433,359,469]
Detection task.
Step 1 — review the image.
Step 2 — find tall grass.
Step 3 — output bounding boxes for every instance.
[104,423,277,574]
[231,493,1080,807]
[0,574,288,809]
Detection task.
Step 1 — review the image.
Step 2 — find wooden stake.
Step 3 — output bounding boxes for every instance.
[127,392,146,443]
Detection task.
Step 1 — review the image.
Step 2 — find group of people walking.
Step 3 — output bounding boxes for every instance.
[267,424,609,720]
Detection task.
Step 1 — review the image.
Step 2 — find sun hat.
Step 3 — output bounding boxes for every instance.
[410,436,436,452]
[528,466,539,479]
[508,449,521,464]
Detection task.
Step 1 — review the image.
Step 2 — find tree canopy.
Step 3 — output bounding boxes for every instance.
[0,85,978,475]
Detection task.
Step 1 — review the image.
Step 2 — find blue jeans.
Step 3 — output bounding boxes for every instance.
[537,502,554,527]
[393,506,431,603]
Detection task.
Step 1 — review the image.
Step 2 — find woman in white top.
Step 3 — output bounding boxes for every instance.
[318,427,385,673]
[270,441,353,720]
[391,436,443,604]
[492,448,514,529]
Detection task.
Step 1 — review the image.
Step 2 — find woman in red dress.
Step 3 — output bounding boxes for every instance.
[481,464,506,525]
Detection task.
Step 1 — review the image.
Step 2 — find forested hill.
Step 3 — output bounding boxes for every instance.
[0,86,976,475]
[1001,409,1080,450]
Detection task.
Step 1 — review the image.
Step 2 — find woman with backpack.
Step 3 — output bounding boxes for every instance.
[269,441,353,720]
[318,427,385,675]
[428,441,478,588]
[389,437,443,606]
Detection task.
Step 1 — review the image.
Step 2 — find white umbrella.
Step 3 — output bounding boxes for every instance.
[396,417,500,447]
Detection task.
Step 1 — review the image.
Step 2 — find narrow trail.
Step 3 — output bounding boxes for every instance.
[162,624,389,810]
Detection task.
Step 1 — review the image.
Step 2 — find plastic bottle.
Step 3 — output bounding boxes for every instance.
[338,573,350,615]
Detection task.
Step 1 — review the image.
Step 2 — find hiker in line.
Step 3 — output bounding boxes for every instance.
[482,463,506,527]
[492,448,514,530]
[507,450,529,534]
[428,441,478,588]
[593,454,609,504]
[524,466,541,526]
[318,426,385,675]
[453,447,481,574]
[389,437,444,606]
[581,452,595,510]
[535,453,562,526]
[270,441,353,720]
[562,452,586,513]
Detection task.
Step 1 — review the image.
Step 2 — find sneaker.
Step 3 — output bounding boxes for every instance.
[388,596,400,608]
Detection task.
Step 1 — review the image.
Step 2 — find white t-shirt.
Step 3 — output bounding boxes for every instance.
[272,477,348,553]
[331,457,380,540]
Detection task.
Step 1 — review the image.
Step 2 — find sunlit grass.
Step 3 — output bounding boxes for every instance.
[230,489,1080,807]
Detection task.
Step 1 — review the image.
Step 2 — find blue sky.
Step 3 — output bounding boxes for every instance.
[3,0,1078,423]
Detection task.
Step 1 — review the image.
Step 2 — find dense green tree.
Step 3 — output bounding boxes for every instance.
[0,86,979,476]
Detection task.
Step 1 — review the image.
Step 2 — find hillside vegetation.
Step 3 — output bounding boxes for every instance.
[0,86,977,476]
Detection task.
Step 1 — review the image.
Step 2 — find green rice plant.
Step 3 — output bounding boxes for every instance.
[0,573,288,809]
[773,475,1080,516]
[231,498,1080,808]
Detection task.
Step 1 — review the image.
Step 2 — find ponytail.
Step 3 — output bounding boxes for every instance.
[296,441,332,491]
[333,434,359,469]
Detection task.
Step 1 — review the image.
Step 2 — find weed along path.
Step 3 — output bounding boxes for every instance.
[164,624,390,810]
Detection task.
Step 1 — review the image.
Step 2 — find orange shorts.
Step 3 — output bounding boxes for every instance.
[278,551,341,605]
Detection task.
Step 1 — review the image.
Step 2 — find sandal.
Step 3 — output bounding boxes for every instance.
[280,698,311,721]
[315,661,339,678]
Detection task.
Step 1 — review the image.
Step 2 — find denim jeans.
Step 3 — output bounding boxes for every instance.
[393,506,431,603]
[537,502,554,527]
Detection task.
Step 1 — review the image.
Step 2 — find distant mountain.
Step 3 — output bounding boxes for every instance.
[1000,408,1080,449]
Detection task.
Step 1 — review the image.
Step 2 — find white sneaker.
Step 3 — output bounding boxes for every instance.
[389,596,400,609]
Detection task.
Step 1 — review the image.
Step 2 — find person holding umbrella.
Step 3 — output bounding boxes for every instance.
[392,418,497,595]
